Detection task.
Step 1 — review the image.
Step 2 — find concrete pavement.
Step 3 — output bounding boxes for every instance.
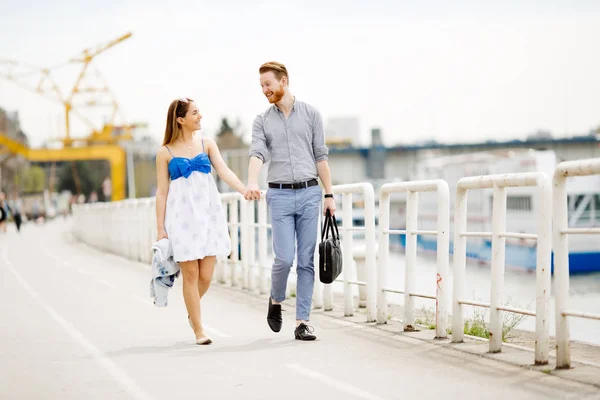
[1,219,599,400]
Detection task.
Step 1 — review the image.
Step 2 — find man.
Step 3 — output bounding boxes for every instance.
[245,61,336,341]
[9,193,22,232]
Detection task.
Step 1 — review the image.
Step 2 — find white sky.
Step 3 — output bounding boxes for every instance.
[1,0,599,147]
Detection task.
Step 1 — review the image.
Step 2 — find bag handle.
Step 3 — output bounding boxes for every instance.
[321,211,330,242]
[321,209,339,242]
[328,210,340,241]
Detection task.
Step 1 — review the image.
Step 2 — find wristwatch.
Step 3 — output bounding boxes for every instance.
[324,194,334,199]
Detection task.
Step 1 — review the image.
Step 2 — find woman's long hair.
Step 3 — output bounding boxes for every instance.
[162,97,194,145]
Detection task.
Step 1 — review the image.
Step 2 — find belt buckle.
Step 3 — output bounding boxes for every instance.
[292,182,301,189]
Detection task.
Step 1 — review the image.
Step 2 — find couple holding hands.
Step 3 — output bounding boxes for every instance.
[155,61,336,344]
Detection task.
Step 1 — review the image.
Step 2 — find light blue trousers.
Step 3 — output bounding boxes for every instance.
[266,185,321,321]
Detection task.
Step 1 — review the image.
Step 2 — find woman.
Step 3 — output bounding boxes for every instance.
[155,97,246,345]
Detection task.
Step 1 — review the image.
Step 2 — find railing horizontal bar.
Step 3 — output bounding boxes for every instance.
[498,232,538,240]
[346,280,367,286]
[562,310,600,320]
[458,299,490,309]
[382,287,405,294]
[381,180,445,194]
[460,232,493,238]
[248,224,272,228]
[411,230,438,236]
[346,227,366,232]
[457,173,543,190]
[248,264,272,270]
[383,229,439,236]
[496,305,536,317]
[561,228,600,235]
[409,292,436,300]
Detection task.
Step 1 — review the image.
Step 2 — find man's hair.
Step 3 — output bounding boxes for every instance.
[259,61,289,83]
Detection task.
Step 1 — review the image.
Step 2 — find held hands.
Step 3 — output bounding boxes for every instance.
[244,183,262,201]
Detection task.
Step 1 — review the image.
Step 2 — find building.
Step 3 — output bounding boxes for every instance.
[326,117,360,147]
[0,108,29,194]
[327,132,600,188]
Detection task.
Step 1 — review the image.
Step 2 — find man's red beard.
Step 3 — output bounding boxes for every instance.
[266,86,285,104]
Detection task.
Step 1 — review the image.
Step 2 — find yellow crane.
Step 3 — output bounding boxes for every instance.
[0,32,139,200]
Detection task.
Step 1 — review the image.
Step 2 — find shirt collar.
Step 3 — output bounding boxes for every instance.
[274,96,296,113]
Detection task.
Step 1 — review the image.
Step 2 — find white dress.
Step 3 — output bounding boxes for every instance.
[164,148,231,263]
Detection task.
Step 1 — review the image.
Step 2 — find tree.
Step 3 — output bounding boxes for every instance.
[57,160,109,197]
[215,117,247,151]
[15,166,46,193]
[217,118,233,137]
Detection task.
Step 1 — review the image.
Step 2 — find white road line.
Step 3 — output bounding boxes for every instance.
[1,248,155,400]
[286,363,388,400]
[98,280,117,290]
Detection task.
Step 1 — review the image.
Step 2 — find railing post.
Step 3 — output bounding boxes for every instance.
[258,198,268,294]
[248,202,256,291]
[149,198,157,262]
[452,187,468,343]
[240,199,249,289]
[377,190,390,324]
[342,192,354,317]
[313,212,324,310]
[217,199,230,284]
[230,200,239,287]
[323,283,334,311]
[553,170,571,368]
[354,247,367,308]
[363,184,377,322]
[435,182,450,339]
[404,190,418,330]
[535,176,552,365]
[489,186,507,353]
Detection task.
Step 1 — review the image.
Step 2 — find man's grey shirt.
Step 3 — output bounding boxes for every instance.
[249,99,329,183]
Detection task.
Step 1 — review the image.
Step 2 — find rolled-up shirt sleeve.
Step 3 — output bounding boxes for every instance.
[249,115,270,163]
[311,109,328,162]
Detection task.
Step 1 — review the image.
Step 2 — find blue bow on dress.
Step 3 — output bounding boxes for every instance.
[168,154,211,180]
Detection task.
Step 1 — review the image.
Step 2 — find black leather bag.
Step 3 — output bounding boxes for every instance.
[318,210,342,284]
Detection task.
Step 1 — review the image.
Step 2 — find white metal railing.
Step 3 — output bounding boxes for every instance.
[318,183,377,322]
[244,192,271,294]
[377,180,450,339]
[218,192,243,287]
[72,198,157,264]
[72,187,377,322]
[553,158,600,369]
[451,173,552,365]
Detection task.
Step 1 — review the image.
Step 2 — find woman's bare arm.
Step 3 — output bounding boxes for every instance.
[155,146,170,239]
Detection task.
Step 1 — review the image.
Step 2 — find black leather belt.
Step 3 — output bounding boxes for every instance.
[268,179,318,190]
